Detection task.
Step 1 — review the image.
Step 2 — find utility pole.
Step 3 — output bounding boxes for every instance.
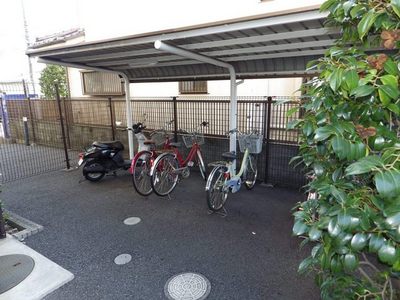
[21,0,36,96]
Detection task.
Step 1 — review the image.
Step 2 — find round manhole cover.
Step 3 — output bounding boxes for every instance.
[164,272,211,300]
[0,254,35,294]
[114,254,132,265]
[123,217,141,225]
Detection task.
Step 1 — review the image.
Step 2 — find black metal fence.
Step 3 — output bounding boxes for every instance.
[0,81,75,183]
[0,85,305,187]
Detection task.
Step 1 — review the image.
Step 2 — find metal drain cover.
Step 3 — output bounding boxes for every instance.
[165,272,211,300]
[0,254,35,294]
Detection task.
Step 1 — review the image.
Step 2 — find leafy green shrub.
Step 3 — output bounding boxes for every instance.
[39,64,68,99]
[291,0,400,298]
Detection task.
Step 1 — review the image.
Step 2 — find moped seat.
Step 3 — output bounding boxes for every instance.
[221,151,237,160]
[169,142,182,148]
[93,141,124,150]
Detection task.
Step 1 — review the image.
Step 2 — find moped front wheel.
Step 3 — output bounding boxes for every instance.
[206,165,228,211]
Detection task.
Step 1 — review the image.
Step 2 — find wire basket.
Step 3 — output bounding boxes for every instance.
[238,134,263,154]
[150,130,168,146]
[181,132,205,148]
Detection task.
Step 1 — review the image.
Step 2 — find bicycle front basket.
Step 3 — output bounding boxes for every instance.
[150,130,168,147]
[182,132,205,148]
[238,134,263,154]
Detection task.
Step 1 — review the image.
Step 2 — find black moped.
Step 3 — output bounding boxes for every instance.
[78,139,131,182]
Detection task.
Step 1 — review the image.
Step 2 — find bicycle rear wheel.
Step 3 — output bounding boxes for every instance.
[132,151,153,196]
[206,165,228,211]
[243,154,257,190]
[151,153,179,196]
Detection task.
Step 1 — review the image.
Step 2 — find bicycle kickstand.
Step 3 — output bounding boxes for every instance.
[207,206,228,218]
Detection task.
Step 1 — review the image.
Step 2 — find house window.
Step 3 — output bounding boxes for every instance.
[81,71,124,95]
[179,81,208,94]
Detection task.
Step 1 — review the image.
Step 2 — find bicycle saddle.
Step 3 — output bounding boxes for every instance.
[143,140,155,145]
[222,151,237,160]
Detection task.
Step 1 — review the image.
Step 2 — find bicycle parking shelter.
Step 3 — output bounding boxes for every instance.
[27,5,334,162]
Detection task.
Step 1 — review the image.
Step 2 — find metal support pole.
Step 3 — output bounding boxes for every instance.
[264,96,272,183]
[0,94,11,139]
[121,74,134,159]
[22,79,36,143]
[62,97,71,149]
[55,83,71,169]
[23,117,30,146]
[108,97,116,140]
[173,96,178,142]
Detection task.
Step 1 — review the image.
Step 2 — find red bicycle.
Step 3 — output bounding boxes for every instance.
[131,120,177,196]
[149,122,209,196]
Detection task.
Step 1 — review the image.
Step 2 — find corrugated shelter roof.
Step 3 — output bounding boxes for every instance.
[27,5,335,82]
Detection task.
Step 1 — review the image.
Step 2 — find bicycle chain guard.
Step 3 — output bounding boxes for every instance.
[226,177,241,193]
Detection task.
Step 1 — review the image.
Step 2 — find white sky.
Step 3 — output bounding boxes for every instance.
[0,0,323,83]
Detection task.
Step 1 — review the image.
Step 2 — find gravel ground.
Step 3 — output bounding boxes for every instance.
[2,168,319,300]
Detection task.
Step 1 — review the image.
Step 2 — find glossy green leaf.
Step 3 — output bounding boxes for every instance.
[298,257,314,274]
[329,68,343,92]
[331,256,343,273]
[369,234,385,253]
[343,253,359,271]
[350,4,364,18]
[351,85,375,98]
[388,103,400,114]
[391,0,400,18]
[378,243,397,265]
[374,136,385,151]
[320,0,337,11]
[309,226,322,241]
[293,220,308,236]
[384,59,399,76]
[314,126,337,141]
[331,136,348,160]
[380,75,398,89]
[386,213,400,228]
[331,187,347,204]
[344,70,359,91]
[374,169,400,199]
[302,121,313,137]
[351,233,368,251]
[328,218,341,237]
[357,10,378,39]
[379,85,400,101]
[345,156,384,176]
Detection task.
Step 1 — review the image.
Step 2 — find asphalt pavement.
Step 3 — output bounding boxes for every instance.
[2,168,319,300]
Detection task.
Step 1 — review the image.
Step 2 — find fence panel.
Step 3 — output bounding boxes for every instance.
[0,81,74,183]
[1,92,306,187]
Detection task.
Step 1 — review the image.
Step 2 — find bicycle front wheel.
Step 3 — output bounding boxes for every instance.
[132,150,153,196]
[206,165,228,211]
[243,154,257,190]
[197,150,207,181]
[151,153,179,196]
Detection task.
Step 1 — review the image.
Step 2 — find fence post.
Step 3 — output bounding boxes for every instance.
[62,97,71,148]
[108,97,116,140]
[55,83,71,170]
[173,96,178,142]
[23,117,30,146]
[0,205,5,239]
[264,96,272,183]
[22,79,37,143]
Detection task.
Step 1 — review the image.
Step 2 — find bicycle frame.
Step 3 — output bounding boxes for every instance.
[173,142,202,167]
